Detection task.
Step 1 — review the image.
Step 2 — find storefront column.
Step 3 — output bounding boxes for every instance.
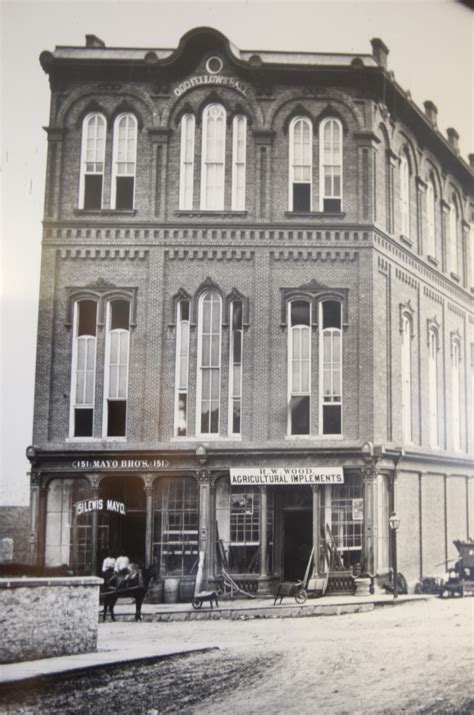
[198,470,211,588]
[28,471,42,565]
[257,486,271,595]
[143,474,155,568]
[88,473,101,575]
[363,467,377,574]
[312,486,321,576]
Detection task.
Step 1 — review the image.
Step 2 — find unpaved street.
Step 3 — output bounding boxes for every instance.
[1,598,472,714]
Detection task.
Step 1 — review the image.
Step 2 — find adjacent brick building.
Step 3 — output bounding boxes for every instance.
[28,27,473,593]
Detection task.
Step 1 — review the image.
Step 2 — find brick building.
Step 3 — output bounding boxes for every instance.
[28,27,473,593]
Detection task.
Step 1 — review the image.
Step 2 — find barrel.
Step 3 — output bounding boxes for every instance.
[163,577,180,604]
[179,576,197,602]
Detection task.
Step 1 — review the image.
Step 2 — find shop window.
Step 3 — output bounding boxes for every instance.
[45,478,92,573]
[70,300,97,438]
[201,104,226,210]
[79,113,106,210]
[153,477,199,577]
[320,300,342,435]
[179,114,195,210]
[288,300,311,435]
[229,300,243,435]
[104,300,130,437]
[319,118,342,212]
[289,117,312,212]
[428,327,439,448]
[231,115,247,210]
[197,291,222,435]
[111,114,137,210]
[324,475,363,568]
[174,300,190,436]
[399,152,410,237]
[451,337,462,451]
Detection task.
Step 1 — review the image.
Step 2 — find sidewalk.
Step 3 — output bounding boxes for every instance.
[0,592,428,687]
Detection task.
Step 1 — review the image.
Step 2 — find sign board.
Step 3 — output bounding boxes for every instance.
[72,458,169,471]
[74,499,126,517]
[230,467,344,486]
[352,498,364,521]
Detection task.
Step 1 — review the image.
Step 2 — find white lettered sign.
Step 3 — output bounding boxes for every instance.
[230,467,344,486]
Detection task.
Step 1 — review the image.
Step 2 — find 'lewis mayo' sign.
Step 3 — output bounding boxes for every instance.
[230,467,344,486]
[74,499,126,516]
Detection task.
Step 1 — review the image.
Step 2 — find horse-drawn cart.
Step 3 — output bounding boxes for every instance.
[439,539,474,598]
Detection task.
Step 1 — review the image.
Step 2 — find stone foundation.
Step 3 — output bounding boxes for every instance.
[0,577,102,664]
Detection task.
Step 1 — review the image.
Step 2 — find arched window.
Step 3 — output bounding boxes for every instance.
[197,291,222,434]
[70,300,97,437]
[448,197,460,276]
[428,327,439,448]
[111,114,137,210]
[174,300,190,436]
[451,338,462,451]
[179,114,195,210]
[288,300,311,435]
[319,118,342,212]
[79,113,106,210]
[399,152,410,237]
[289,117,312,211]
[229,300,243,435]
[401,314,413,443]
[103,300,130,437]
[231,115,247,210]
[320,300,342,435]
[201,104,226,210]
[425,177,436,258]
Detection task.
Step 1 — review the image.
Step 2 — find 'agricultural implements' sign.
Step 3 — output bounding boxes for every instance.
[230,467,344,486]
[74,499,126,516]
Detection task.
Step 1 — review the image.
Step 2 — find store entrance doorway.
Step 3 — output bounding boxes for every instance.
[283,510,312,581]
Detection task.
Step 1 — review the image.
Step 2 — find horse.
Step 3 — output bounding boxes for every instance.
[100,564,153,622]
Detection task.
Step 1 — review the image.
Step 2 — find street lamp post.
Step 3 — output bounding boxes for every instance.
[389,511,400,599]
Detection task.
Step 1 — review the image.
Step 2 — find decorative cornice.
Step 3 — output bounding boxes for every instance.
[166,248,254,261]
[58,247,148,260]
[271,249,358,262]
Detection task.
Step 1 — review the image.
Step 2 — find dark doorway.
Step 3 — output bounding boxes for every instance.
[283,510,312,581]
[98,476,146,570]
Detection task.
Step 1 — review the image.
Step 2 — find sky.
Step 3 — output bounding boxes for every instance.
[1,0,473,506]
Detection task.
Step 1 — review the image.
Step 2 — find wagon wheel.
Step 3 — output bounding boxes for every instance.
[192,599,202,609]
[459,582,465,598]
[295,588,307,604]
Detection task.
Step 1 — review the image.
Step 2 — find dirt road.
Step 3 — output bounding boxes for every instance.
[1,598,472,714]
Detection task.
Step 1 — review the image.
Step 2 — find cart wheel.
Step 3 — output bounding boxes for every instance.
[439,588,445,599]
[459,582,465,598]
[192,599,202,609]
[295,588,307,604]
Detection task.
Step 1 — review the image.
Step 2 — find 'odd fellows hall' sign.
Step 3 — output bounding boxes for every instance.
[74,499,126,517]
[230,467,344,486]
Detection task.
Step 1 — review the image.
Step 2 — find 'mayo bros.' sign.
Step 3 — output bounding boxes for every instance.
[230,467,344,486]
[74,499,126,517]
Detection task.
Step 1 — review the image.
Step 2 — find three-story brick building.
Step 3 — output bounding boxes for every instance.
[28,27,473,594]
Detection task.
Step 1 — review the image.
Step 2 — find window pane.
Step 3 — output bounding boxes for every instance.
[84,175,102,210]
[78,301,97,336]
[291,395,310,435]
[107,401,126,437]
[115,177,134,209]
[75,408,93,437]
[111,301,130,330]
[323,405,341,434]
[322,301,341,329]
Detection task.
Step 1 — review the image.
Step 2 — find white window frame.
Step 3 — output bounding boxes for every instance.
[200,104,226,211]
[428,328,439,448]
[196,291,222,436]
[228,300,243,435]
[179,114,195,210]
[231,115,247,211]
[451,338,462,451]
[426,179,436,257]
[399,153,410,237]
[174,300,190,436]
[111,113,137,210]
[287,300,311,436]
[79,113,106,210]
[289,117,313,211]
[319,300,343,436]
[102,301,130,438]
[319,117,343,212]
[69,301,97,438]
[401,314,413,443]
[448,200,459,275]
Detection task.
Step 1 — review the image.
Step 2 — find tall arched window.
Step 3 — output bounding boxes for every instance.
[319,118,342,212]
[70,300,97,437]
[197,291,222,434]
[79,113,106,210]
[451,338,462,451]
[111,114,137,210]
[289,117,312,211]
[174,300,190,436]
[231,115,247,210]
[425,177,436,258]
[320,300,342,435]
[103,300,130,437]
[401,314,413,443]
[399,152,410,237]
[201,104,226,210]
[448,197,460,276]
[229,300,243,435]
[179,114,195,210]
[288,300,311,435]
[428,327,439,448]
